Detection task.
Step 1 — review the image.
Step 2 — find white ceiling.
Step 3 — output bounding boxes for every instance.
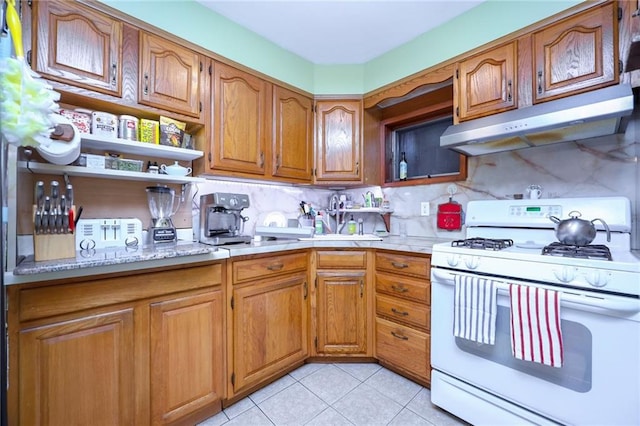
[196,1,485,64]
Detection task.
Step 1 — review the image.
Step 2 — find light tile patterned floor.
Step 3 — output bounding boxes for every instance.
[198,363,468,426]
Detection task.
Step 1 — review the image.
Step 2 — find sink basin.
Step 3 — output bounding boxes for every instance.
[299,234,383,241]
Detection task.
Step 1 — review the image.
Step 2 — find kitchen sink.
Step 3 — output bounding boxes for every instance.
[299,234,383,241]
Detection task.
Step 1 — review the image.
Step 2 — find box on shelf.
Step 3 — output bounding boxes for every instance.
[139,119,160,144]
[85,153,106,169]
[91,111,118,138]
[159,116,186,147]
[117,158,143,172]
[59,108,91,134]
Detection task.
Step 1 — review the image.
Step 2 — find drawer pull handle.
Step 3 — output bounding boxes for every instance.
[391,331,408,340]
[391,308,409,316]
[392,285,408,293]
[391,262,408,269]
[266,263,284,271]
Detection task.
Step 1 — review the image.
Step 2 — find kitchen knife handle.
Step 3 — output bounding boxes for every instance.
[35,181,44,209]
[66,184,74,208]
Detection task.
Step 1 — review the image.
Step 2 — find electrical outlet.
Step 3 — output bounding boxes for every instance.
[420,202,430,216]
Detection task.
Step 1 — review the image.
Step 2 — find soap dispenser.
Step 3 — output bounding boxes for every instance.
[347,215,357,235]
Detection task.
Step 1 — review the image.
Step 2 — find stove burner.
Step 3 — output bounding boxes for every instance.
[452,238,514,251]
[541,242,612,260]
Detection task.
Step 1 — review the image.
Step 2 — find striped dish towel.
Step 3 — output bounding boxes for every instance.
[453,275,498,345]
[510,284,564,368]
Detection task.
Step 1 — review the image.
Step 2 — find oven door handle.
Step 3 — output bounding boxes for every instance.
[432,269,640,314]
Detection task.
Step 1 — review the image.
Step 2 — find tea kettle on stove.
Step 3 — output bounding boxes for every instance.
[549,211,611,246]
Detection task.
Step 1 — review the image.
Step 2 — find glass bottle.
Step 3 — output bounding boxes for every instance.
[399,151,408,181]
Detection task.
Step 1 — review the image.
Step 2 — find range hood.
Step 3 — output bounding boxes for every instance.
[440,83,634,156]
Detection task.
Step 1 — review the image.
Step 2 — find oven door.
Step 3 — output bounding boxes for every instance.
[430,268,640,426]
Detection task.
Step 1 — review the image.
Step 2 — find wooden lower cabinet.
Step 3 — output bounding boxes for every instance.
[374,251,432,386]
[18,308,136,425]
[8,263,224,426]
[227,251,309,399]
[150,290,224,425]
[312,250,372,357]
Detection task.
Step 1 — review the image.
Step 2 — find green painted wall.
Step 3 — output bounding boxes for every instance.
[101,0,583,95]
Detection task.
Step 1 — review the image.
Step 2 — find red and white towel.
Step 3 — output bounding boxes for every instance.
[453,275,497,345]
[510,283,564,368]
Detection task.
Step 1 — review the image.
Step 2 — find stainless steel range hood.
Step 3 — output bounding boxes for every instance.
[440,83,634,156]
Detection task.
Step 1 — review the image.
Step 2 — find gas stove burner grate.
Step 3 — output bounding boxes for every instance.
[541,242,612,260]
[452,238,514,251]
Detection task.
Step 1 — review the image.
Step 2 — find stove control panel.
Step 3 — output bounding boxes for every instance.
[509,205,562,218]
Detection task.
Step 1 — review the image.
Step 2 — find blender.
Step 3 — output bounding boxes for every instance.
[146,185,180,243]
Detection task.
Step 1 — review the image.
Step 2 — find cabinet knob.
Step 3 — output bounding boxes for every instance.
[391,261,408,269]
[391,307,409,316]
[144,72,149,95]
[111,63,117,86]
[507,79,512,102]
[392,285,408,293]
[266,263,284,271]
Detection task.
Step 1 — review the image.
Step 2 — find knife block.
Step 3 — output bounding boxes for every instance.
[33,205,76,262]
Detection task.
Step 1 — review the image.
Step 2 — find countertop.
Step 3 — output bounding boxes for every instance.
[6,236,450,285]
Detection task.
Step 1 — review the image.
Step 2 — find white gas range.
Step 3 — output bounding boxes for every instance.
[430,196,640,426]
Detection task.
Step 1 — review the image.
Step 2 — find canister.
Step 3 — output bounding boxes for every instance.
[59,108,92,134]
[118,115,139,141]
[91,111,117,138]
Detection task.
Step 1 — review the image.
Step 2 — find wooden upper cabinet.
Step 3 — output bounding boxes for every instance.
[456,41,517,122]
[210,62,270,176]
[272,86,314,182]
[314,100,363,183]
[33,0,123,96]
[139,31,202,118]
[532,1,618,103]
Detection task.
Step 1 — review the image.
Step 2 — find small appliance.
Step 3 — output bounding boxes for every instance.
[75,218,143,250]
[199,192,252,245]
[146,185,180,243]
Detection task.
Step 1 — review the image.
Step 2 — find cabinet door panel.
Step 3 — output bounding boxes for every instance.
[315,100,362,182]
[533,2,617,102]
[232,273,308,392]
[34,0,122,95]
[19,309,135,425]
[273,86,313,181]
[211,62,269,175]
[316,271,367,354]
[457,41,517,121]
[150,290,224,424]
[139,32,201,117]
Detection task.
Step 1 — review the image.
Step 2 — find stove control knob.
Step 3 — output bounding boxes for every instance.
[585,270,610,288]
[553,267,576,283]
[446,255,459,267]
[464,256,480,270]
[229,197,238,207]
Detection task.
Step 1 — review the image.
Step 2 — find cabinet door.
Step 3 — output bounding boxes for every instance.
[150,290,224,425]
[34,0,122,96]
[232,273,308,393]
[272,86,313,182]
[210,62,270,176]
[316,271,367,355]
[533,2,617,103]
[19,309,135,425]
[315,100,362,183]
[139,31,202,117]
[456,41,517,121]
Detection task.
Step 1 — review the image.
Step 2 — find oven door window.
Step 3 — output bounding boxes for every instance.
[456,305,592,392]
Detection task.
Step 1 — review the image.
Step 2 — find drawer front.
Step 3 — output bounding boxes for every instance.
[376,273,430,304]
[376,294,430,331]
[376,317,430,380]
[375,252,430,278]
[233,252,307,284]
[317,250,367,269]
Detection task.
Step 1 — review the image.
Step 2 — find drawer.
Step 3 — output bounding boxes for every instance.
[376,272,430,304]
[376,251,430,278]
[376,317,430,381]
[232,251,307,284]
[317,250,367,269]
[376,294,430,331]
